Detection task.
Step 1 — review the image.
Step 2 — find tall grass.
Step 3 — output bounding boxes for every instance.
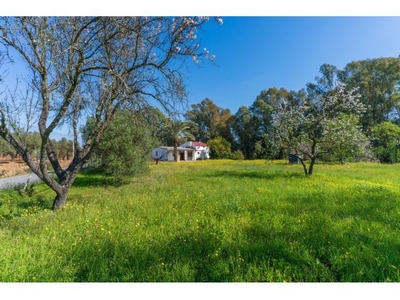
[0,160,399,282]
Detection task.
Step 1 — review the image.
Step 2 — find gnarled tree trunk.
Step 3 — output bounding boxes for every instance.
[48,159,82,210]
[52,187,69,211]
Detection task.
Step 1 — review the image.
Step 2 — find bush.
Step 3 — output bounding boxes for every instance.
[87,110,158,184]
[371,122,400,163]
[208,136,231,159]
[229,150,244,160]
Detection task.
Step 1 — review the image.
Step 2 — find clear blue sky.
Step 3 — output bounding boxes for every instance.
[185,17,400,114]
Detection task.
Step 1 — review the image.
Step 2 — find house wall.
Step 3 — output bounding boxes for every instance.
[180,142,210,160]
[195,149,210,160]
[152,148,172,161]
[152,144,209,162]
[167,151,174,161]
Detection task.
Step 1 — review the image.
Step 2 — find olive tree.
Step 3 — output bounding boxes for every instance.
[93,109,158,183]
[0,17,219,210]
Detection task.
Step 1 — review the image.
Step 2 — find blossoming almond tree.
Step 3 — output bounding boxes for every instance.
[0,17,220,210]
[273,82,367,176]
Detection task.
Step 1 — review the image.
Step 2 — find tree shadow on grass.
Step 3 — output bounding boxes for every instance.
[15,194,52,211]
[200,169,304,181]
[72,170,126,189]
[0,184,53,215]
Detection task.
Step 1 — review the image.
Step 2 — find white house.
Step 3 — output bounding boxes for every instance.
[152,141,210,162]
[180,141,210,160]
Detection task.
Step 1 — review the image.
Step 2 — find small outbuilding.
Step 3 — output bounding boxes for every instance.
[288,153,301,164]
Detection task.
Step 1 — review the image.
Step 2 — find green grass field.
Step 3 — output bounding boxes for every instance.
[0,160,399,282]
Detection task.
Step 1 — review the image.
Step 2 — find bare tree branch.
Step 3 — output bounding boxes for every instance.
[0,16,219,210]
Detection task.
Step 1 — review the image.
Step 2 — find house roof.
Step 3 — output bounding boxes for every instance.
[190,141,208,147]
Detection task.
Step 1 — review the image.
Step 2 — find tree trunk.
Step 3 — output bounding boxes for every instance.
[174,138,178,162]
[298,156,308,176]
[50,162,81,210]
[308,157,317,175]
[52,186,69,210]
[306,140,318,176]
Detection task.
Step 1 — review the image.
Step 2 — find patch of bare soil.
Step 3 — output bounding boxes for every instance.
[0,157,72,178]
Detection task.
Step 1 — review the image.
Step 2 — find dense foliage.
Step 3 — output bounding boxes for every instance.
[185,98,234,144]
[371,121,400,163]
[90,110,158,184]
[207,136,231,159]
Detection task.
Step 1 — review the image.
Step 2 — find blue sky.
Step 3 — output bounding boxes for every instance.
[185,17,400,114]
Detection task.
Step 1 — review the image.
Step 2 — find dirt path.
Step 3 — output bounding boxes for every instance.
[0,159,72,179]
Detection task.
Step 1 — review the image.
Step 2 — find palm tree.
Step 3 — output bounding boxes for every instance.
[168,120,195,162]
